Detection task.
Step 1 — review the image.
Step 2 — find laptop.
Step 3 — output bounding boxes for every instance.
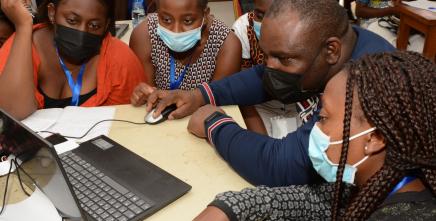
[0,109,191,221]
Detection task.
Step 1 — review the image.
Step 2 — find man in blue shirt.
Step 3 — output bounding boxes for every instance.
[143,0,395,187]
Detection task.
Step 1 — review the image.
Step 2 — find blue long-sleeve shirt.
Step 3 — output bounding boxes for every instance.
[200,26,395,187]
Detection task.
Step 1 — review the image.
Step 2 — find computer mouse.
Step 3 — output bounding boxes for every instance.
[144,104,178,125]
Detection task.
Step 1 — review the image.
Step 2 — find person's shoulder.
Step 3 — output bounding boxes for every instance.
[103,35,140,66]
[351,25,396,59]
[211,16,231,33]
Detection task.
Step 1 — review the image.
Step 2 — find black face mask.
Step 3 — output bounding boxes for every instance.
[54,24,103,64]
[262,67,320,104]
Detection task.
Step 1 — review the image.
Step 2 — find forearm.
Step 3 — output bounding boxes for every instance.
[0,26,37,119]
[356,3,396,19]
[209,184,350,220]
[200,65,270,106]
[206,114,322,186]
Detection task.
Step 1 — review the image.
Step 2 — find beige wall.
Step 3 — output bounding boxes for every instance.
[209,1,236,27]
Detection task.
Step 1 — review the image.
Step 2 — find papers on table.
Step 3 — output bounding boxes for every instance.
[403,0,436,12]
[0,187,62,221]
[22,106,115,153]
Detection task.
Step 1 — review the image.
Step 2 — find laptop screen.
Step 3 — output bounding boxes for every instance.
[0,109,85,220]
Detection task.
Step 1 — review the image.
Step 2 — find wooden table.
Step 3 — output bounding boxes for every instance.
[109,105,251,220]
[397,4,436,61]
[2,105,251,220]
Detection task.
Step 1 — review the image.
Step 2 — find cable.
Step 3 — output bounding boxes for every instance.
[14,160,31,197]
[38,119,147,139]
[0,159,14,215]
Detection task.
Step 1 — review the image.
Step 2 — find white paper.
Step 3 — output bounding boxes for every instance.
[22,106,115,144]
[0,187,62,221]
[403,0,436,12]
[49,106,115,143]
[54,140,80,155]
[21,108,63,132]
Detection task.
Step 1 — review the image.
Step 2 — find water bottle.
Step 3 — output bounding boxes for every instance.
[132,0,146,28]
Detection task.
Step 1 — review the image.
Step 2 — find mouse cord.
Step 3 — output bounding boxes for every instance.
[0,160,14,215]
[38,119,147,140]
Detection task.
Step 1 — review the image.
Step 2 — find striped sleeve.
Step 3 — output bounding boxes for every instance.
[199,82,216,106]
[204,112,236,146]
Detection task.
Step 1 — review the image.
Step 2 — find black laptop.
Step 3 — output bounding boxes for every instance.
[0,109,191,221]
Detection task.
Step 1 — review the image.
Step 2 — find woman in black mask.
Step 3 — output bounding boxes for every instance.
[0,0,147,120]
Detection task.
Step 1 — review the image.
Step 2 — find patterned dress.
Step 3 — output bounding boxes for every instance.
[209,183,436,221]
[147,13,230,90]
[209,183,352,221]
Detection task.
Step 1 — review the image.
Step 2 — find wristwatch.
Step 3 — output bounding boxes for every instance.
[204,111,227,126]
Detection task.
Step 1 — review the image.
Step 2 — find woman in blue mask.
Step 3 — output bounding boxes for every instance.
[0,0,147,120]
[192,51,436,221]
[129,0,242,106]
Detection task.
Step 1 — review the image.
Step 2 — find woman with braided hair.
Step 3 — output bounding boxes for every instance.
[193,51,436,221]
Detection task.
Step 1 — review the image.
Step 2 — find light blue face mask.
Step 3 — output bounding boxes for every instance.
[253,20,261,40]
[308,123,376,184]
[157,18,204,52]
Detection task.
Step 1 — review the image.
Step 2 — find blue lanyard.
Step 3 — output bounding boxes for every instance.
[56,49,86,106]
[388,176,416,197]
[169,55,190,90]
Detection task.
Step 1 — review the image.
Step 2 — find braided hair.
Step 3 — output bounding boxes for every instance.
[331,51,436,220]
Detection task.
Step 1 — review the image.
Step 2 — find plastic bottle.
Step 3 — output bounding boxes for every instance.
[132,0,146,28]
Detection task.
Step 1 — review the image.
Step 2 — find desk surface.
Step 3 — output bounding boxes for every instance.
[109,105,250,220]
[399,4,436,25]
[2,105,250,220]
[397,3,436,61]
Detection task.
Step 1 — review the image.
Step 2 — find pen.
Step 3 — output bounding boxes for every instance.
[428,7,436,11]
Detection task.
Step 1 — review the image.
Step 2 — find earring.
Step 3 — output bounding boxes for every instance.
[364,146,368,151]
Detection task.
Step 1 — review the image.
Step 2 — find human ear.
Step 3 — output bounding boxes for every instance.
[47,3,56,24]
[204,7,211,17]
[324,37,341,65]
[364,131,386,155]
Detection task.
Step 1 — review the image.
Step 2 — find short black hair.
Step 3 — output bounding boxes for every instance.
[265,0,349,41]
[155,0,208,10]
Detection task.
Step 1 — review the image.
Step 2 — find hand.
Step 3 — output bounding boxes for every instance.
[130,83,156,106]
[146,88,205,119]
[187,105,225,138]
[0,0,33,28]
[193,206,230,221]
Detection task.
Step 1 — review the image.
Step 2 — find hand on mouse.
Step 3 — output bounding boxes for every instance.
[147,88,206,120]
[188,105,225,138]
[130,83,156,107]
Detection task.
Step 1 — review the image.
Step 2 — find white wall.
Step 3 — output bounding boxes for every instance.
[209,1,236,27]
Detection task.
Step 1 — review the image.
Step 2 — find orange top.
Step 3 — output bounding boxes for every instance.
[0,24,146,108]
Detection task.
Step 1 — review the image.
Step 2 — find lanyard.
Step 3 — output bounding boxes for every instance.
[169,55,191,90]
[388,176,416,197]
[56,49,86,106]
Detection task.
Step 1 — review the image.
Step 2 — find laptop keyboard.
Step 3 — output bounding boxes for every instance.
[60,152,153,221]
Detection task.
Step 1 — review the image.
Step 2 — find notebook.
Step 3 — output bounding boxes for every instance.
[0,109,191,221]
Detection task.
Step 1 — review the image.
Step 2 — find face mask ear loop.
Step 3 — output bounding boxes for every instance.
[353,154,369,168]
[329,127,377,145]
